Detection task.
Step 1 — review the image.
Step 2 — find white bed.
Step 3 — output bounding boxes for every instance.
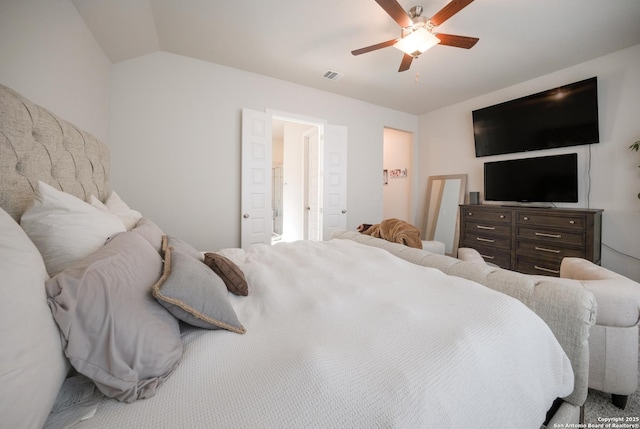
[0,83,594,428]
[70,239,572,428]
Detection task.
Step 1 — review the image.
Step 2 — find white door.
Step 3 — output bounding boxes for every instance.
[322,124,348,240]
[306,128,321,241]
[241,108,272,248]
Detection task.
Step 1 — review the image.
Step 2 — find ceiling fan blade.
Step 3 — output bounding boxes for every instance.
[436,33,479,49]
[430,0,474,26]
[398,53,413,72]
[375,0,412,28]
[351,39,398,56]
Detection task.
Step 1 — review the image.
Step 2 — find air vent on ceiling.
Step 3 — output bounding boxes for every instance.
[321,70,344,81]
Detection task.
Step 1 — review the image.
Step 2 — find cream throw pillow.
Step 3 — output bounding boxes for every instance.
[0,207,69,428]
[21,181,126,277]
[90,191,142,230]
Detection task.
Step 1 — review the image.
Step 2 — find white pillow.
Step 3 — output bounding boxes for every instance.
[20,181,127,277]
[0,207,70,429]
[90,191,142,230]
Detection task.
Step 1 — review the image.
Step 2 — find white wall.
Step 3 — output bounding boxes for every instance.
[418,44,640,281]
[0,0,111,141]
[109,52,418,250]
[383,128,413,222]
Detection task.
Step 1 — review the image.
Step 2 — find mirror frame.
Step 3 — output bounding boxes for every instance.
[423,174,468,257]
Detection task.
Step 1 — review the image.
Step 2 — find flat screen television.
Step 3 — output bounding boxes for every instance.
[473,77,599,157]
[484,153,578,203]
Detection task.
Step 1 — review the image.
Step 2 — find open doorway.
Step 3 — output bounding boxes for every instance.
[272,119,321,243]
[383,128,413,222]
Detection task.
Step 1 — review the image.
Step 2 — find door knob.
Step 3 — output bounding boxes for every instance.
[341,209,347,214]
[243,213,250,219]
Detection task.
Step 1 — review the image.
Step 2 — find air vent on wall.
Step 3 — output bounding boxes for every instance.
[321,70,344,81]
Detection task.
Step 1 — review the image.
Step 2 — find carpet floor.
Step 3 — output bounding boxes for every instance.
[585,388,640,423]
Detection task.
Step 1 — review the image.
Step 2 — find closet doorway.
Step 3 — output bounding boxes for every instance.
[272,119,321,243]
[382,128,413,222]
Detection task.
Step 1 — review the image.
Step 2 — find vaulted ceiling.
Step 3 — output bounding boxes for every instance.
[72,0,640,115]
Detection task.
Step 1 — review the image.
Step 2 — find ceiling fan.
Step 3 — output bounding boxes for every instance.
[352,0,479,72]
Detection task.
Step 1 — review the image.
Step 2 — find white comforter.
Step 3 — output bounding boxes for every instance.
[78,238,573,428]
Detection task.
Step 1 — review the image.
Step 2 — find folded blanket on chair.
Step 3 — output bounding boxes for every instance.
[359,218,423,249]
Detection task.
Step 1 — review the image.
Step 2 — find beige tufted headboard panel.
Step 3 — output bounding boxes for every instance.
[0,84,111,222]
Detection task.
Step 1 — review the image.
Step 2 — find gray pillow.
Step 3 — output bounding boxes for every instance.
[166,236,203,260]
[46,232,183,403]
[152,246,245,334]
[131,217,165,252]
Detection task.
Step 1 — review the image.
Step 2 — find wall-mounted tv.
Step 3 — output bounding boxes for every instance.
[484,153,578,203]
[473,77,599,157]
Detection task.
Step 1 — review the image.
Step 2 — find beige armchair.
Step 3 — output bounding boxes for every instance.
[557,258,640,409]
[458,249,640,409]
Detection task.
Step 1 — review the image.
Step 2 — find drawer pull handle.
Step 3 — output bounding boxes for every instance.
[476,237,495,243]
[534,232,562,239]
[468,212,473,216]
[569,220,575,224]
[480,254,495,260]
[476,225,495,230]
[523,216,529,221]
[499,215,505,219]
[535,246,561,254]
[534,265,560,274]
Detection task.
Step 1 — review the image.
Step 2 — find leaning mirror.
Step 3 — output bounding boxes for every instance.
[423,174,468,257]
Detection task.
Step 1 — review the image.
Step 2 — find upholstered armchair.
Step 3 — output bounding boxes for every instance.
[557,258,640,409]
[457,248,640,409]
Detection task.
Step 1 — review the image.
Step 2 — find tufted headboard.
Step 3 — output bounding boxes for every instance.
[0,84,111,222]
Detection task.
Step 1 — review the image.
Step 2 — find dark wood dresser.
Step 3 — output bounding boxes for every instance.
[459,204,603,276]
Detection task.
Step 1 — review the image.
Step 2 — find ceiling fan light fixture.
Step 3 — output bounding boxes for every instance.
[394,27,440,57]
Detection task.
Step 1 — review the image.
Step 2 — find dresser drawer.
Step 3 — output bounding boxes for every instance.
[515,241,584,262]
[465,221,511,237]
[471,246,511,269]
[463,208,511,224]
[517,212,585,231]
[463,233,511,250]
[515,257,561,277]
[516,226,584,246]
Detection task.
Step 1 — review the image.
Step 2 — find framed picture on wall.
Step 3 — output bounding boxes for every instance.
[390,168,407,178]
